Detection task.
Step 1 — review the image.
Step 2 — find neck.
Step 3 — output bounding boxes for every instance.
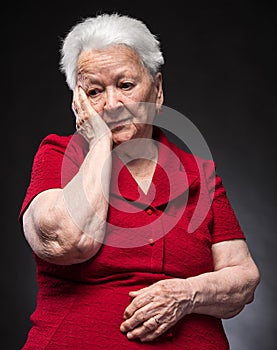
[114,127,157,165]
[114,137,158,194]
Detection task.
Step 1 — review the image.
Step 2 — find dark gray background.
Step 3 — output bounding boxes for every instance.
[2,1,276,349]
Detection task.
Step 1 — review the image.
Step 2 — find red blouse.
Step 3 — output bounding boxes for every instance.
[19,127,245,349]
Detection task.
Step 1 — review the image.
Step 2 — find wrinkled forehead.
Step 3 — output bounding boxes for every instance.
[76,45,149,78]
[78,45,141,68]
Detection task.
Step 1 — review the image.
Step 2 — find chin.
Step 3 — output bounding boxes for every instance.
[112,131,136,145]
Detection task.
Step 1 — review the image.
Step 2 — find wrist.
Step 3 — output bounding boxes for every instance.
[185,278,199,314]
[88,132,112,150]
[76,117,112,147]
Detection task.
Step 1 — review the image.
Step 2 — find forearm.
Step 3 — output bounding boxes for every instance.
[187,263,260,319]
[23,136,112,265]
[63,137,112,237]
[119,241,260,342]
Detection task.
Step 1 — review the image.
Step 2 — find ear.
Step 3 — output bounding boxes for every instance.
[154,72,164,111]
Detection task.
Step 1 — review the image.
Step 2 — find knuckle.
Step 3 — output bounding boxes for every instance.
[133,299,142,309]
[154,327,163,336]
[155,281,165,292]
[152,285,163,295]
[157,281,167,290]
[124,319,132,329]
[134,311,144,323]
[143,322,155,332]
[157,285,163,293]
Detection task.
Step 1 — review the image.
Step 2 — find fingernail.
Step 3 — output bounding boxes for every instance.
[120,325,126,332]
[127,332,133,339]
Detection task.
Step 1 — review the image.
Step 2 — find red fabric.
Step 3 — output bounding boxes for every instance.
[19,128,245,349]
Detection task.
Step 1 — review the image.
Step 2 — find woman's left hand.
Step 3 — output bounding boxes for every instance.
[120,278,194,342]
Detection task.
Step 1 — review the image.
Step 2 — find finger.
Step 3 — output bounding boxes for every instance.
[139,322,169,342]
[128,284,157,298]
[72,86,82,122]
[126,317,170,342]
[128,289,145,297]
[123,293,154,320]
[72,87,78,112]
[125,316,158,340]
[121,301,164,332]
[73,86,96,130]
[124,283,166,320]
[78,86,98,118]
[78,87,105,134]
[72,86,91,119]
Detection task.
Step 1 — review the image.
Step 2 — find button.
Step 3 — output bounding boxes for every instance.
[148,238,155,246]
[146,208,154,215]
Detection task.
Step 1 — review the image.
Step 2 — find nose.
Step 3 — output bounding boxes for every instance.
[103,87,123,112]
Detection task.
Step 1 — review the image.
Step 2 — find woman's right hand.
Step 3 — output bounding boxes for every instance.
[72,85,112,146]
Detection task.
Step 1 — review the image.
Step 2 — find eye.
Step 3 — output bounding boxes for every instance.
[88,89,100,97]
[119,82,134,90]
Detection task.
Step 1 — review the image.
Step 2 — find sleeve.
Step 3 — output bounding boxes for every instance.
[19,133,87,224]
[204,160,246,244]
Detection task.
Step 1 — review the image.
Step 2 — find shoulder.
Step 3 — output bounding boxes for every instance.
[39,133,73,150]
[30,133,89,178]
[165,134,216,176]
[37,133,88,156]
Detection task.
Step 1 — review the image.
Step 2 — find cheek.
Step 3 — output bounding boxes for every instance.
[136,87,154,102]
[127,80,155,103]
[88,97,103,112]
[133,103,156,124]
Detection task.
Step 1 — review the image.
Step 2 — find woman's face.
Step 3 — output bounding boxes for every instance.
[76,45,163,145]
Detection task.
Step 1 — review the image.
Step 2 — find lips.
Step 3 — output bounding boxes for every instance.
[108,118,131,132]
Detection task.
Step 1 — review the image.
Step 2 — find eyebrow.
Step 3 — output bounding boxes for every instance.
[81,69,140,86]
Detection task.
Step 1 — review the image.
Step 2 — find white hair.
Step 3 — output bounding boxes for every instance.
[59,13,165,90]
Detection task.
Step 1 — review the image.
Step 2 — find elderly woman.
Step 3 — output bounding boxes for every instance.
[20,13,260,349]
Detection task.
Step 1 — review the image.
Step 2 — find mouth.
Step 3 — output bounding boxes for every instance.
[107,118,132,132]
